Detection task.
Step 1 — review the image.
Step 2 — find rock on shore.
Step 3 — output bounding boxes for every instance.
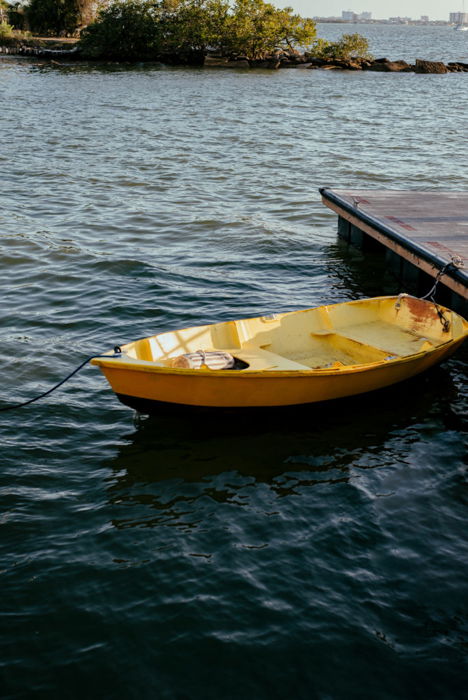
[0,44,81,58]
[302,55,468,73]
[1,43,468,73]
[414,59,448,74]
[210,51,468,72]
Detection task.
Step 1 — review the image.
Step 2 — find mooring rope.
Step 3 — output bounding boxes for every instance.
[419,255,465,332]
[2,253,465,413]
[420,255,465,302]
[0,347,122,412]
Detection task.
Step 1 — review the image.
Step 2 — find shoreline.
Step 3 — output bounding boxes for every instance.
[0,39,467,73]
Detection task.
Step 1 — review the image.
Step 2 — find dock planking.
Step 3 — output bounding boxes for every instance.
[320,188,468,312]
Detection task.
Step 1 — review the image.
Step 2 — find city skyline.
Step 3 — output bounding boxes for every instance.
[272,1,465,22]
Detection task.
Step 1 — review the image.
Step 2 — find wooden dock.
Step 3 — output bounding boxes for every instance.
[320,188,468,313]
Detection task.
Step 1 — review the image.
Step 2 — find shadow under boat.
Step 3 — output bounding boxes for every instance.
[101,360,466,530]
[107,364,465,483]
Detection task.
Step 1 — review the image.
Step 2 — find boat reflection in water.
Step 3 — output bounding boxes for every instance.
[104,364,463,532]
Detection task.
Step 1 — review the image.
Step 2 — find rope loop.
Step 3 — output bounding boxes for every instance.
[421,255,465,303]
[417,255,466,333]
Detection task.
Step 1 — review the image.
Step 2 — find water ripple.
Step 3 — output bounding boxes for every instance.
[1,25,467,700]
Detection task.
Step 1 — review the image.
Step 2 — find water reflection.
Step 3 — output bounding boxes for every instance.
[326,239,402,300]
[29,61,171,75]
[105,366,461,529]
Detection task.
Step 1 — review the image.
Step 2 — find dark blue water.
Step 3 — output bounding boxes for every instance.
[1,25,467,699]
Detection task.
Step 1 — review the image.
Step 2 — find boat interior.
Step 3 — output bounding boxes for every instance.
[123,296,461,372]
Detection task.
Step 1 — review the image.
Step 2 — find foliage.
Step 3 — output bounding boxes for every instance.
[79,0,316,61]
[5,0,367,65]
[162,0,230,54]
[223,0,316,59]
[27,0,80,35]
[4,2,26,30]
[335,33,372,59]
[79,0,163,58]
[0,2,31,39]
[23,0,98,35]
[76,0,99,26]
[80,0,233,60]
[0,20,14,38]
[308,32,372,61]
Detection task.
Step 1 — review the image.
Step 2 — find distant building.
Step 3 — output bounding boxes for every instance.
[449,12,468,23]
[341,10,372,21]
[420,15,429,22]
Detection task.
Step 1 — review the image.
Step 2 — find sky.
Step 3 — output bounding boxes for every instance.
[272,1,464,21]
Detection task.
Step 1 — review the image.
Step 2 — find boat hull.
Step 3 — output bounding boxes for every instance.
[96,337,464,409]
[92,295,468,410]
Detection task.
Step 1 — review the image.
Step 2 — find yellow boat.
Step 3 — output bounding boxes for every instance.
[92,295,468,411]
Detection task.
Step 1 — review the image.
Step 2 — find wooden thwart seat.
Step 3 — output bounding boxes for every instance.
[328,323,437,356]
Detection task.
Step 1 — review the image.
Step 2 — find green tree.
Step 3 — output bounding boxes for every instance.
[79,0,316,62]
[0,20,14,39]
[308,32,372,61]
[0,0,8,22]
[0,0,10,37]
[26,0,98,35]
[161,0,229,54]
[4,2,27,30]
[80,0,229,60]
[27,0,79,34]
[223,0,316,60]
[79,0,163,58]
[332,33,371,59]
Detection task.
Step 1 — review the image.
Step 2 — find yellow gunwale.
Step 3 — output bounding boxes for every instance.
[92,341,453,377]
